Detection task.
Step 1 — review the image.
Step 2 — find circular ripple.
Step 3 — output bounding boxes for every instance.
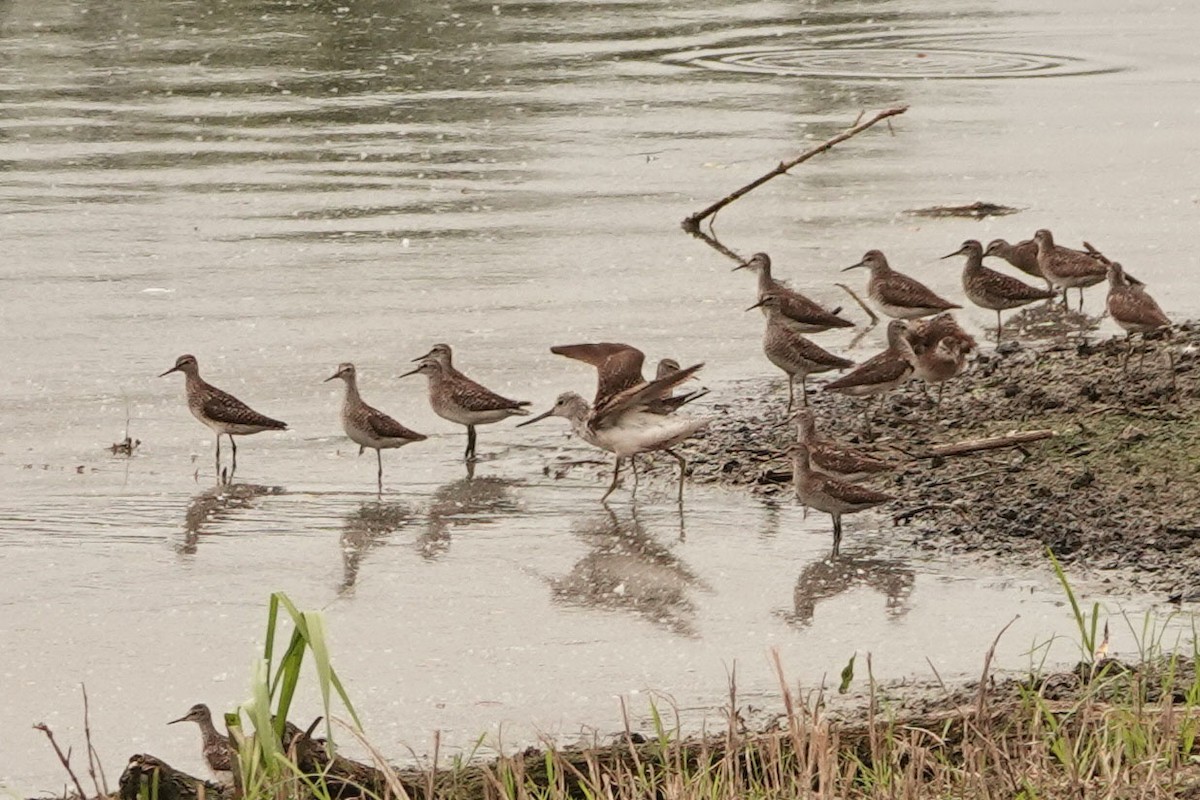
[669,45,1120,80]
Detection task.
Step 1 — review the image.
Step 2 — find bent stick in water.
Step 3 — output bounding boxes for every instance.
[681,105,909,234]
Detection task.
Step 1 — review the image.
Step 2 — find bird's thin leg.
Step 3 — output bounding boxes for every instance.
[664,448,687,504]
[831,513,842,557]
[1060,288,1069,309]
[936,383,946,410]
[463,425,477,461]
[601,457,623,503]
[1137,333,1149,370]
[1167,348,1178,395]
[631,455,640,494]
[1122,334,1132,373]
[229,436,237,482]
[786,375,794,413]
[215,435,222,483]
[376,449,383,495]
[1077,287,1085,312]
[996,309,1003,342]
[800,375,809,408]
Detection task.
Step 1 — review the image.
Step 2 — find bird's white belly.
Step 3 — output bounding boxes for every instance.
[591,412,708,457]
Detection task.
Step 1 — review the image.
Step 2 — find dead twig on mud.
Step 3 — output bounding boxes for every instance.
[681,106,909,234]
[82,685,110,798]
[34,722,90,800]
[922,429,1055,459]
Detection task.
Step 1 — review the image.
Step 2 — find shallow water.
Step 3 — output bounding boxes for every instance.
[2,0,1199,789]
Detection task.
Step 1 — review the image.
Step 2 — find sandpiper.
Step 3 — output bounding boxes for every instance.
[788,443,894,557]
[1106,261,1171,370]
[1032,229,1108,310]
[905,313,976,405]
[159,355,287,482]
[749,293,854,410]
[843,250,960,319]
[944,240,1054,340]
[168,703,233,783]
[984,238,1049,290]
[401,344,530,461]
[518,364,709,502]
[735,252,855,332]
[325,363,426,490]
[824,320,915,399]
[793,408,891,482]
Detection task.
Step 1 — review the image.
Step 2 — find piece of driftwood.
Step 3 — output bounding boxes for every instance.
[904,201,1019,219]
[923,430,1055,459]
[681,106,908,234]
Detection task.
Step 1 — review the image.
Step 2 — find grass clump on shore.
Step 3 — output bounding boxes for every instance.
[83,570,1200,800]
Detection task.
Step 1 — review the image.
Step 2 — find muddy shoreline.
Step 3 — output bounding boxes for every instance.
[645,315,1200,599]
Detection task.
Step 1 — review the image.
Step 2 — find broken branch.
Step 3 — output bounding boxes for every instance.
[682,106,909,233]
[922,430,1055,459]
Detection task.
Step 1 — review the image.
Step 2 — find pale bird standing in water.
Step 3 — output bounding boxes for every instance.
[842,249,960,320]
[325,363,426,491]
[400,343,530,462]
[519,363,709,502]
[159,354,288,483]
[792,408,892,482]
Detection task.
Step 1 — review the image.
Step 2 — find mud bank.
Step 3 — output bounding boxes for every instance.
[659,319,1200,598]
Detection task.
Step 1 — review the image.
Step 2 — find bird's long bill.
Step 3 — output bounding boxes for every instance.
[167,715,188,725]
[397,367,421,379]
[745,299,766,312]
[515,408,556,427]
[732,261,749,272]
[322,372,339,382]
[411,350,433,363]
[157,366,179,377]
[939,248,966,260]
[840,261,867,272]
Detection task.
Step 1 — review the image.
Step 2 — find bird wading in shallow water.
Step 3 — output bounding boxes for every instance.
[788,442,894,557]
[735,252,855,332]
[325,363,426,491]
[519,363,709,503]
[401,343,530,462]
[159,354,287,483]
[748,293,854,410]
[944,239,1054,341]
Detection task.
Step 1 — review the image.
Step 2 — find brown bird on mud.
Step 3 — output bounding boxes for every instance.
[735,252,855,332]
[749,293,854,410]
[945,239,1055,340]
[159,354,288,483]
[793,408,892,482]
[1105,261,1172,371]
[824,320,916,405]
[905,314,976,407]
[843,250,961,320]
[169,703,233,783]
[788,442,894,557]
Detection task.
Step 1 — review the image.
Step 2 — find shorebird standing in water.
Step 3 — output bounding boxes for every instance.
[749,293,853,410]
[788,443,894,557]
[1105,261,1172,372]
[519,364,709,503]
[159,354,287,483]
[735,252,856,332]
[168,703,233,784]
[843,250,960,320]
[984,238,1050,291]
[401,344,530,462]
[945,239,1055,340]
[325,363,426,491]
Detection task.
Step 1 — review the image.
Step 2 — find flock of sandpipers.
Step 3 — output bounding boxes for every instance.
[160,228,1172,556]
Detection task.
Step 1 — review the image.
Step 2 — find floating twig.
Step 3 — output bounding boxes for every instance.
[681,106,909,234]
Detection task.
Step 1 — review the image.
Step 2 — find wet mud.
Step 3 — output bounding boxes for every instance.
[638,317,1200,599]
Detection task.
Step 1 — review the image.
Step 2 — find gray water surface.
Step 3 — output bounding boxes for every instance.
[2,0,1198,789]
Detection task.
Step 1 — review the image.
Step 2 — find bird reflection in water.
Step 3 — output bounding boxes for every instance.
[782,546,915,627]
[550,506,704,637]
[339,501,412,594]
[180,483,284,555]
[420,473,519,560]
